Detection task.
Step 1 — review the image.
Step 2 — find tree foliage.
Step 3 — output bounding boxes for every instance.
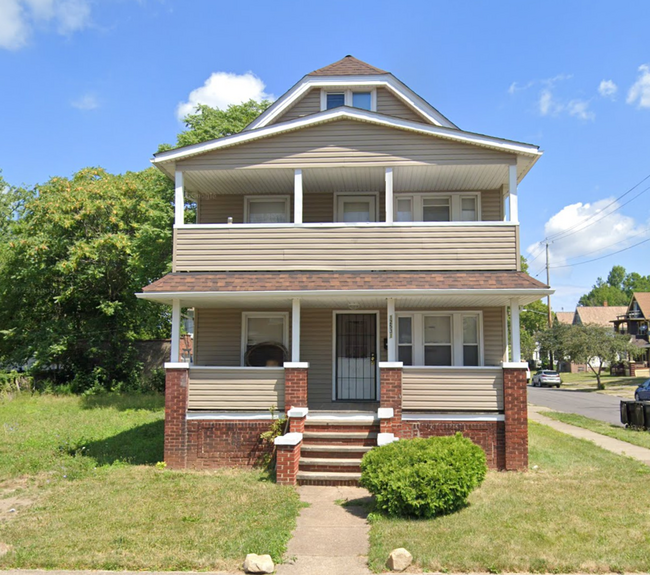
[0,168,173,389]
[579,265,650,307]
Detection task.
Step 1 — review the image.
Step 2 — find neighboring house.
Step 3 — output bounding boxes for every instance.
[138,56,551,484]
[612,292,650,367]
[555,311,574,326]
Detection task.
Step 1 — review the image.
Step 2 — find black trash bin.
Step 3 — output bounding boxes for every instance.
[630,402,646,429]
[643,402,650,431]
[621,400,634,426]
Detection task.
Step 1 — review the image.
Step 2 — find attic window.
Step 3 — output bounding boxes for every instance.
[322,89,376,111]
[326,93,345,109]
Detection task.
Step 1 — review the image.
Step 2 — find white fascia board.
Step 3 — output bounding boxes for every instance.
[246,73,456,131]
[137,287,554,302]
[152,107,541,168]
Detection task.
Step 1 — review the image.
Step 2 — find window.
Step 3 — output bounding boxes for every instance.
[241,312,288,366]
[326,93,345,109]
[396,312,483,367]
[352,92,372,110]
[245,196,289,223]
[394,193,480,222]
[335,193,378,222]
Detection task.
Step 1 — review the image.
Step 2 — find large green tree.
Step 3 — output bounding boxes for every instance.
[0,168,173,389]
[579,265,650,306]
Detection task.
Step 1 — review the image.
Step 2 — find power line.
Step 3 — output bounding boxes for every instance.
[563,225,650,260]
[549,236,650,270]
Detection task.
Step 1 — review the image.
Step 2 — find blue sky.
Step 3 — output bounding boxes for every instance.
[1,0,649,312]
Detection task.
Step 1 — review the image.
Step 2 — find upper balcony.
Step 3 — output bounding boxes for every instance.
[172,164,522,273]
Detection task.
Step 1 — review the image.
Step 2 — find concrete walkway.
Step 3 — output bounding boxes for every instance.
[275,485,372,575]
[529,405,650,465]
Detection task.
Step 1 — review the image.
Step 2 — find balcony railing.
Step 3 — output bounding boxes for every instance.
[173,222,518,272]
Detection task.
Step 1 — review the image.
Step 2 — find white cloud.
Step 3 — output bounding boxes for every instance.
[71,92,99,110]
[598,79,618,99]
[627,64,650,108]
[567,99,595,121]
[0,0,90,50]
[176,72,274,121]
[538,89,556,116]
[527,198,649,270]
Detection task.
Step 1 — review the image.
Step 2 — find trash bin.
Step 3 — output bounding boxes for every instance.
[643,402,650,431]
[630,402,646,429]
[620,400,633,425]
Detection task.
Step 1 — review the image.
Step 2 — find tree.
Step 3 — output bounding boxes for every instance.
[0,168,173,389]
[579,265,650,306]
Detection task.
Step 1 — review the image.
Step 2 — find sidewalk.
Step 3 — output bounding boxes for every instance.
[529,405,650,466]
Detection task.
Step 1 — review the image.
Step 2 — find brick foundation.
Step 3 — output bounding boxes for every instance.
[164,366,190,469]
[284,365,308,411]
[276,442,301,485]
[503,366,528,471]
[379,364,403,435]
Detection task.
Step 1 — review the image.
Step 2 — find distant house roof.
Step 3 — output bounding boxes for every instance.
[308,55,388,76]
[555,311,574,325]
[631,292,650,319]
[574,306,628,327]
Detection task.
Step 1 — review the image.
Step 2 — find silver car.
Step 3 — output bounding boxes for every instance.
[532,370,561,388]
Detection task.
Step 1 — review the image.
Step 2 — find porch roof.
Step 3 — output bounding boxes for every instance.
[138,271,552,308]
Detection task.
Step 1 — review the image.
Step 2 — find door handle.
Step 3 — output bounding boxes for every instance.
[371,353,376,364]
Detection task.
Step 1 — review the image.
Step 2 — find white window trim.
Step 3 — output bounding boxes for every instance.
[334,192,379,223]
[241,312,289,366]
[321,88,377,112]
[244,195,290,224]
[331,310,381,402]
[394,192,481,222]
[396,311,484,367]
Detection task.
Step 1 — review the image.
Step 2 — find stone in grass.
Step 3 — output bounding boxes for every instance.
[387,547,413,572]
[243,553,274,574]
[0,543,13,557]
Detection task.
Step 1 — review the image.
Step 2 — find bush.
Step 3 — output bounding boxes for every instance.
[360,433,487,518]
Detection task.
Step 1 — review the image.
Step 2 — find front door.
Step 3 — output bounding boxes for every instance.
[335,313,377,401]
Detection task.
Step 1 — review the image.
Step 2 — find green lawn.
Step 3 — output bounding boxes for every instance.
[544,410,650,450]
[559,371,646,398]
[0,392,302,570]
[367,422,650,573]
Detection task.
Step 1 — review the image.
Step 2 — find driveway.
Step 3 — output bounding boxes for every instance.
[527,386,623,426]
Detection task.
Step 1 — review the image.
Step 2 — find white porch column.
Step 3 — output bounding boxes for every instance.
[385,167,394,224]
[171,299,181,363]
[510,298,521,363]
[175,171,184,227]
[294,169,303,224]
[508,164,518,224]
[292,298,301,362]
[387,297,396,362]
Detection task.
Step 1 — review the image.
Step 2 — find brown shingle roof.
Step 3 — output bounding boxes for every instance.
[632,292,650,318]
[575,306,628,327]
[308,55,388,76]
[555,311,574,325]
[142,271,548,293]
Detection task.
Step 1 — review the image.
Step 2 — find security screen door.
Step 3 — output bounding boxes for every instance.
[335,313,377,401]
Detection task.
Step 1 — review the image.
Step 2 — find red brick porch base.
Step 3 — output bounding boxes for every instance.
[275,433,302,485]
[379,362,403,435]
[284,362,309,412]
[502,363,529,471]
[164,363,190,469]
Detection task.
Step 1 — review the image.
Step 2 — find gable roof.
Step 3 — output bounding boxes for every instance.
[555,311,574,325]
[631,292,650,318]
[574,306,627,327]
[308,55,388,76]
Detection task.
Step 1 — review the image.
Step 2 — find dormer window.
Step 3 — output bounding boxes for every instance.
[321,89,376,111]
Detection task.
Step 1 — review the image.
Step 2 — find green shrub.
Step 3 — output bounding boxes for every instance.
[360,433,487,518]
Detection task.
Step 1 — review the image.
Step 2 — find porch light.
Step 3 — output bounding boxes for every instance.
[348,302,360,310]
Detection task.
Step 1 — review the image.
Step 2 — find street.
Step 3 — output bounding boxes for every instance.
[527,386,623,426]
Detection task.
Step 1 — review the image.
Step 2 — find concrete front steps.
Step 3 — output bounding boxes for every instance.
[297,414,379,486]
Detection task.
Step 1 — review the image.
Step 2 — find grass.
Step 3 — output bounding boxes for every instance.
[0,392,302,570]
[367,422,650,573]
[544,410,650,450]
[559,371,646,398]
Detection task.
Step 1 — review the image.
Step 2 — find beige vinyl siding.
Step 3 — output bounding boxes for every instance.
[303,191,334,223]
[173,224,517,272]
[376,88,429,122]
[482,308,506,365]
[188,368,285,410]
[273,89,321,124]
[194,309,242,366]
[197,195,245,224]
[402,367,504,411]
[302,309,333,405]
[481,189,503,221]
[177,120,516,171]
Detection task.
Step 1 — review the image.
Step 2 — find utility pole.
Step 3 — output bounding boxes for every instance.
[546,242,553,369]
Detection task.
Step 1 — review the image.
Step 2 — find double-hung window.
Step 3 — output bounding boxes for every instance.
[394,193,479,222]
[241,312,289,366]
[245,196,289,223]
[397,312,483,367]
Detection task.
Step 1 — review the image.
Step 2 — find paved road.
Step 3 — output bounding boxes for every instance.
[528,386,624,426]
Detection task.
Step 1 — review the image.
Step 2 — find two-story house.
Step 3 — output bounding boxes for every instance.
[138,56,552,485]
[612,293,650,370]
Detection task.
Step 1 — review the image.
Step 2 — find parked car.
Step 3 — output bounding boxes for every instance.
[526,367,531,383]
[634,378,650,401]
[532,370,562,388]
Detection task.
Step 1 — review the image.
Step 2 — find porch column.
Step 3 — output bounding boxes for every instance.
[294,169,303,224]
[275,433,303,486]
[164,361,190,469]
[291,298,301,362]
[387,298,396,362]
[378,362,403,440]
[175,171,184,227]
[508,164,518,223]
[283,362,309,412]
[502,362,529,470]
[510,299,521,363]
[171,299,181,363]
[385,167,394,224]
